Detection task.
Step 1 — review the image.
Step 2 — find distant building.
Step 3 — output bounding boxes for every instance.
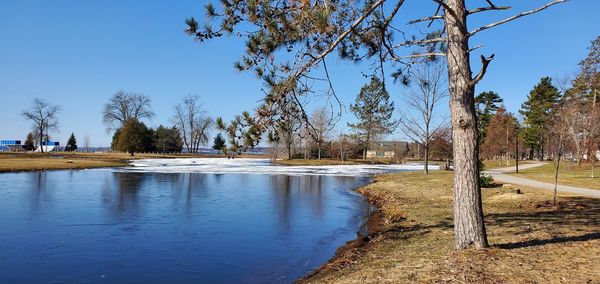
[0,140,22,152]
[366,141,410,159]
[35,141,60,152]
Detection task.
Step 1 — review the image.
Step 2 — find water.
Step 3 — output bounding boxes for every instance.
[0,167,374,283]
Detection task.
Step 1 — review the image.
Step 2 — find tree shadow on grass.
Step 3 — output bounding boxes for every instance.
[486,196,600,249]
[495,232,600,249]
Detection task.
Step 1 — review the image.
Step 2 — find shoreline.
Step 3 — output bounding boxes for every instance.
[297,176,389,283]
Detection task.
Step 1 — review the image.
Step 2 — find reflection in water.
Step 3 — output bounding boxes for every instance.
[0,170,371,284]
[27,171,49,215]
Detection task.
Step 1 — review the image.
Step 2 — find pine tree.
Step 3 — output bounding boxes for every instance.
[571,36,599,104]
[475,91,503,142]
[115,119,154,156]
[212,133,226,153]
[24,132,35,151]
[520,77,561,160]
[65,133,78,152]
[155,125,184,153]
[348,77,397,159]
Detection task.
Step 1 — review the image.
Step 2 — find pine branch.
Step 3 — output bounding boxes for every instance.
[396,52,446,59]
[394,37,446,48]
[288,0,387,84]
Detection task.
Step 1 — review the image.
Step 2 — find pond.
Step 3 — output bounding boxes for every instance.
[0,159,428,283]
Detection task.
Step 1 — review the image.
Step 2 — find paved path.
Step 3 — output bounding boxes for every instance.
[484,162,600,199]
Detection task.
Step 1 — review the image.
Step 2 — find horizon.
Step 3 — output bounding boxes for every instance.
[1,0,598,146]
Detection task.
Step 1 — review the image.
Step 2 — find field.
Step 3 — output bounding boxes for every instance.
[303,171,600,283]
[0,152,264,172]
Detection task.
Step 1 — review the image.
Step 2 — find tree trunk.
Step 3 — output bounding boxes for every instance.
[424,144,430,174]
[515,129,519,173]
[553,148,563,207]
[444,0,488,249]
[39,129,44,153]
[318,142,322,160]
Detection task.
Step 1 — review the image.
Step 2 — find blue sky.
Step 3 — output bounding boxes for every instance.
[0,0,598,146]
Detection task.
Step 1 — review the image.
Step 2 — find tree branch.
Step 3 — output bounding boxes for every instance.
[468,6,511,14]
[396,52,446,59]
[469,0,568,36]
[470,54,495,86]
[394,37,446,48]
[288,0,387,83]
[408,15,443,25]
[408,5,511,25]
[469,44,484,53]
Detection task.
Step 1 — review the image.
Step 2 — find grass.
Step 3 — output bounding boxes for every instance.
[0,152,265,172]
[508,162,600,190]
[302,171,600,283]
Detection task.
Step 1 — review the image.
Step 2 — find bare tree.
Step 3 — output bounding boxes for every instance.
[83,134,91,152]
[22,98,61,153]
[550,102,571,206]
[103,91,154,131]
[399,62,448,173]
[561,101,597,165]
[173,95,213,154]
[310,107,332,160]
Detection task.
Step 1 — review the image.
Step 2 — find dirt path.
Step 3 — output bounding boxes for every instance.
[484,162,600,198]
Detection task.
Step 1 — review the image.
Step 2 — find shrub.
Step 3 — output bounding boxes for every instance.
[479,174,495,188]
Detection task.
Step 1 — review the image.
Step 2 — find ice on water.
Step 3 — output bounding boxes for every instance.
[120,158,437,176]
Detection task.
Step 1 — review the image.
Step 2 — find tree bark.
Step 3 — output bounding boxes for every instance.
[39,128,44,153]
[444,0,488,249]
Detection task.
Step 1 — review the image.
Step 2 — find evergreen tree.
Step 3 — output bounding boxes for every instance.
[475,91,503,141]
[24,132,35,151]
[570,36,599,104]
[212,133,226,153]
[114,119,155,156]
[111,128,122,151]
[65,133,78,152]
[155,125,184,153]
[348,77,397,159]
[520,77,561,160]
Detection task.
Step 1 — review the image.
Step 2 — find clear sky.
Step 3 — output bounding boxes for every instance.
[1,0,598,146]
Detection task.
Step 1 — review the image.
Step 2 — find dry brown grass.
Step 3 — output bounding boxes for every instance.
[303,171,600,283]
[509,162,600,190]
[0,152,266,172]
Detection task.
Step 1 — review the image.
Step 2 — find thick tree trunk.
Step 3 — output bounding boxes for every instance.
[445,0,488,249]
